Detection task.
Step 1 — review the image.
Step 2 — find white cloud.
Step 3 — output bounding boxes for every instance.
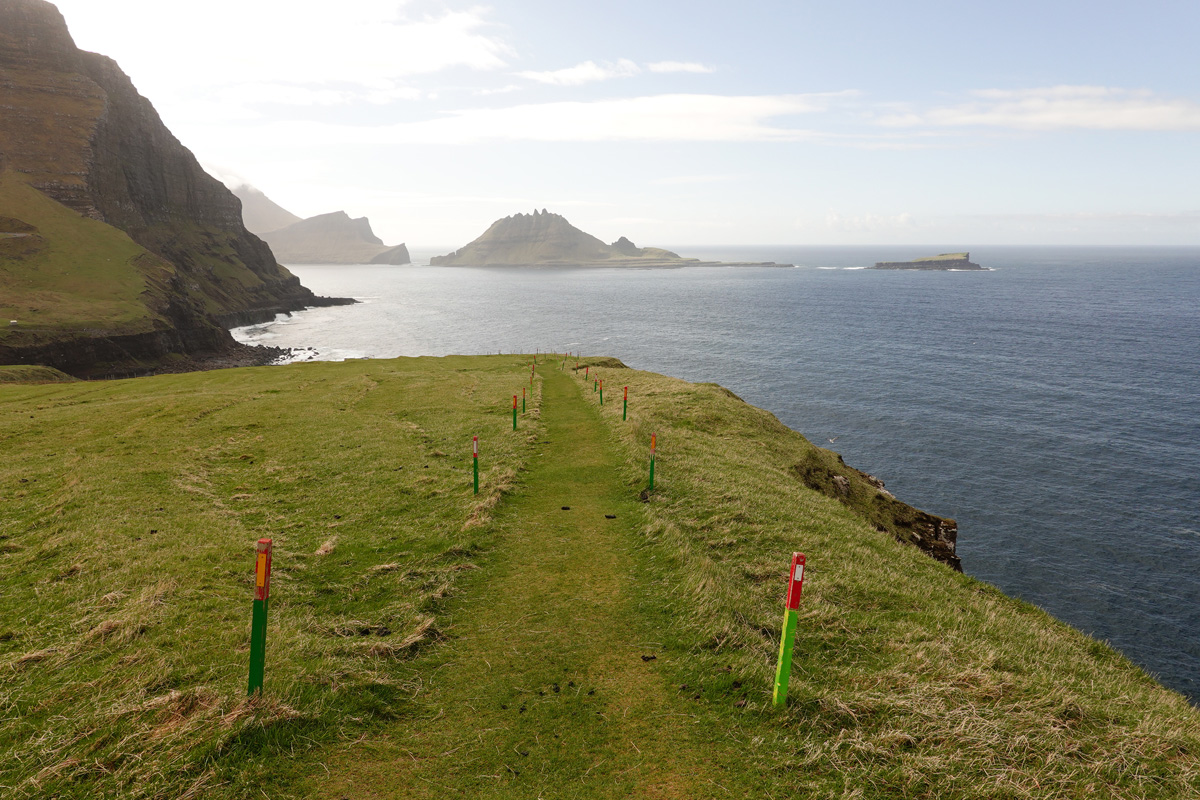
[217,82,424,108]
[246,93,845,145]
[818,211,918,233]
[517,59,641,86]
[52,1,511,105]
[647,61,715,74]
[652,174,744,186]
[876,86,1200,131]
[476,84,524,96]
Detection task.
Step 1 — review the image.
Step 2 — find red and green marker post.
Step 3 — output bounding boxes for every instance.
[623,386,628,421]
[522,386,526,414]
[512,395,518,430]
[472,435,479,494]
[248,538,273,695]
[772,552,806,708]
[599,379,604,405]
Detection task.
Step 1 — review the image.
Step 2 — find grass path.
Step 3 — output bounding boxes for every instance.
[310,367,725,798]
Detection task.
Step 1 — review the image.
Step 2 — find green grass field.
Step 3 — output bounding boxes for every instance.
[2,356,1197,798]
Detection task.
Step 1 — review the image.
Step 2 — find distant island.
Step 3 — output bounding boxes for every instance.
[431,209,786,268]
[233,184,411,265]
[870,252,987,270]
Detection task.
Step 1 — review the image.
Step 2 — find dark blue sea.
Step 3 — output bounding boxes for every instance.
[233,246,1200,701]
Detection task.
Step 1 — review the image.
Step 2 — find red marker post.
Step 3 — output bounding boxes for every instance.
[585,366,589,380]
[772,552,806,708]
[512,395,518,431]
[531,362,535,386]
[248,538,273,695]
[472,435,479,494]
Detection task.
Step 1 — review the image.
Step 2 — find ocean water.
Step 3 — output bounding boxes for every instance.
[234,246,1200,701]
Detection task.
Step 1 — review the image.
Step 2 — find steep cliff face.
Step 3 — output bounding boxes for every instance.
[0,0,342,373]
[256,209,411,265]
[235,186,412,265]
[431,209,683,266]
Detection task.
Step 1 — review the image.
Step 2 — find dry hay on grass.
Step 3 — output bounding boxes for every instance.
[315,536,338,556]
[360,616,441,660]
[464,467,516,529]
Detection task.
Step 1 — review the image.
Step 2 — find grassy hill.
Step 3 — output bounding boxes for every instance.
[0,171,179,338]
[2,356,1197,798]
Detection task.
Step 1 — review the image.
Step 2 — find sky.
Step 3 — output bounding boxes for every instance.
[50,0,1200,247]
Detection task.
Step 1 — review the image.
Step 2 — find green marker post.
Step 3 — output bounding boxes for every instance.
[649,433,656,491]
[472,436,479,494]
[512,395,517,431]
[623,386,628,421]
[772,553,806,708]
[248,538,273,695]
[599,380,603,405]
[523,387,526,414]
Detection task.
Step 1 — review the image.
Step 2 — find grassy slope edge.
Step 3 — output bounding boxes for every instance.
[573,356,1199,797]
[0,355,1197,799]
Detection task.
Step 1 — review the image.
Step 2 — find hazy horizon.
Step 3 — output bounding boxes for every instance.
[49,0,1200,247]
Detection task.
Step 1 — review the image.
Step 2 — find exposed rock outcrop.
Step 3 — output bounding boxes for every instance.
[793,450,961,570]
[0,0,350,375]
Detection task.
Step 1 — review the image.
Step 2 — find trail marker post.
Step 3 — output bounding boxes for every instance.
[585,366,589,380]
[530,363,534,386]
[512,395,518,431]
[473,436,479,495]
[623,386,628,421]
[523,387,526,414]
[248,538,273,695]
[649,433,656,490]
[599,380,604,405]
[772,553,806,709]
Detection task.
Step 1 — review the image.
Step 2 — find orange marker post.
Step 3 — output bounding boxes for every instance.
[248,538,273,695]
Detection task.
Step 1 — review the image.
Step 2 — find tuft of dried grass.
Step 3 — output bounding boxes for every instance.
[315,536,338,556]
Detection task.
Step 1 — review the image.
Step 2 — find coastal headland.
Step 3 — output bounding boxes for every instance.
[2,354,1197,798]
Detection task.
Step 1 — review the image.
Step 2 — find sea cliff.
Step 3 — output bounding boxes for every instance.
[0,0,349,375]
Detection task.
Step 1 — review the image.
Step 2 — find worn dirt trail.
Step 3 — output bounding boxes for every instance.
[311,368,725,799]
